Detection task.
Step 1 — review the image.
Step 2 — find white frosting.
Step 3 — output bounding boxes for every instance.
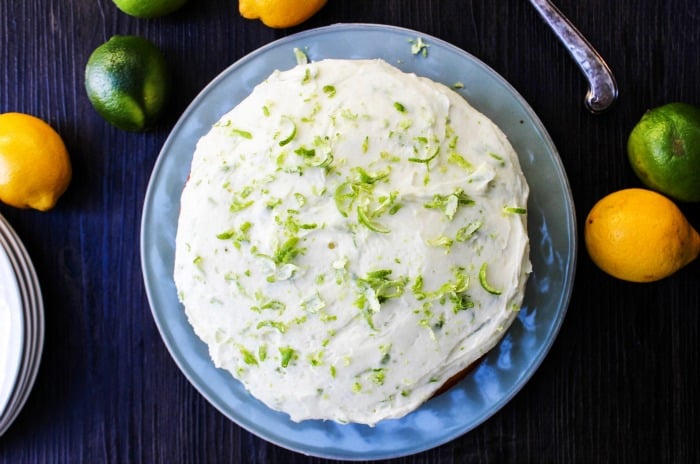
[174,59,530,425]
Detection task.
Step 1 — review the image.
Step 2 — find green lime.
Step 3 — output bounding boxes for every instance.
[85,35,170,132]
[112,0,188,18]
[627,102,700,202]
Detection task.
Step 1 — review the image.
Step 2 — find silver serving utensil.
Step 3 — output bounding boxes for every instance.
[528,0,618,113]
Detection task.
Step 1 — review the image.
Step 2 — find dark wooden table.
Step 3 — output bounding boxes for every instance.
[1,0,699,462]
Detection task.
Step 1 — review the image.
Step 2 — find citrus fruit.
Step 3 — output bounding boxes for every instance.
[0,112,72,211]
[85,35,170,132]
[239,0,327,28]
[627,102,700,202]
[112,0,188,18]
[584,188,700,282]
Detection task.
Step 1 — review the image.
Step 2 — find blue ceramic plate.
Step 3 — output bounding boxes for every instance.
[141,24,576,460]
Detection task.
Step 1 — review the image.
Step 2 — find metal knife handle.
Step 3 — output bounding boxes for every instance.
[529,0,618,113]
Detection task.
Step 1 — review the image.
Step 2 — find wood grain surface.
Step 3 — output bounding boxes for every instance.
[1,0,699,462]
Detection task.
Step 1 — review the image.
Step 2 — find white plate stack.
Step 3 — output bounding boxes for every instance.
[0,213,44,437]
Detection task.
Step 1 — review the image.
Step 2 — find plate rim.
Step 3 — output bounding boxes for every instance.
[0,214,45,436]
[0,229,24,420]
[140,22,577,460]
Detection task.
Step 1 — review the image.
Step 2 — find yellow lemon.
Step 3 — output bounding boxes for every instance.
[239,0,327,28]
[584,188,700,282]
[0,113,72,211]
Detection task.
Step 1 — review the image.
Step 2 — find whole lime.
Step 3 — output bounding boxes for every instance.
[85,35,170,132]
[627,102,700,202]
[112,0,188,18]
